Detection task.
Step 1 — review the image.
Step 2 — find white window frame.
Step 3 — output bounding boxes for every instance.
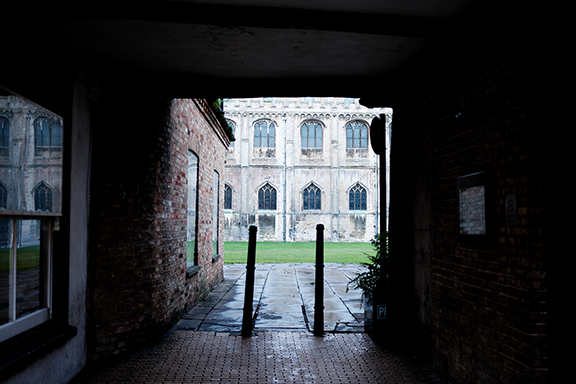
[0,212,59,343]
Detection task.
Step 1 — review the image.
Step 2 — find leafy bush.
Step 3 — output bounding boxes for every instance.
[346,233,388,305]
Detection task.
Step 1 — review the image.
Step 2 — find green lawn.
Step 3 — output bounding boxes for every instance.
[223,241,374,264]
[0,246,40,272]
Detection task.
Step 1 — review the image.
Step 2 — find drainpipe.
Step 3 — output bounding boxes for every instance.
[374,149,379,238]
[282,113,287,242]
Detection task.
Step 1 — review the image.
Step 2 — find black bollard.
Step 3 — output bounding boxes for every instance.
[242,225,257,337]
[314,223,325,336]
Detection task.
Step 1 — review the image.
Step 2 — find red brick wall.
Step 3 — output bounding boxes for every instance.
[87,98,228,360]
[388,23,572,384]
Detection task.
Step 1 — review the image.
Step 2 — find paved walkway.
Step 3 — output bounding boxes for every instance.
[174,263,368,334]
[70,264,447,384]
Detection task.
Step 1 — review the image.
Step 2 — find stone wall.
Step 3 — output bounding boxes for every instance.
[87,98,228,360]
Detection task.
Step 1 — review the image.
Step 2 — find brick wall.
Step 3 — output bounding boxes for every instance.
[387,22,572,384]
[87,97,228,360]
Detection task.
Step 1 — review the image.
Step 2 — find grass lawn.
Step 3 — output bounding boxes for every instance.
[0,246,40,272]
[223,241,374,264]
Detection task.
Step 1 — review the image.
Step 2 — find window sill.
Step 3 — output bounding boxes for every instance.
[0,320,77,378]
[186,265,201,278]
[212,254,221,263]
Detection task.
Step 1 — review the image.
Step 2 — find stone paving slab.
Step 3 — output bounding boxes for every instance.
[173,263,368,334]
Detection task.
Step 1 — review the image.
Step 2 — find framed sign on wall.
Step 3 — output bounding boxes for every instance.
[457,171,493,240]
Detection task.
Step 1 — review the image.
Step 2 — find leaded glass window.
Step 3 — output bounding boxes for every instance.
[0,116,9,157]
[346,121,369,149]
[34,117,62,157]
[258,183,277,210]
[349,183,367,210]
[254,120,275,148]
[301,121,322,149]
[34,182,52,212]
[303,183,321,210]
[224,184,232,209]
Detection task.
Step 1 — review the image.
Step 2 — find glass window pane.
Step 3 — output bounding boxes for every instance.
[268,123,275,147]
[353,122,360,149]
[271,188,277,210]
[254,123,261,147]
[224,185,232,210]
[213,171,219,255]
[187,151,199,265]
[315,124,322,148]
[301,124,308,148]
[16,220,41,319]
[0,219,11,326]
[361,125,368,148]
[42,121,50,148]
[346,125,353,149]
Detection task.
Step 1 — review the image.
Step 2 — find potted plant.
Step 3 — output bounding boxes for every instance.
[347,233,388,332]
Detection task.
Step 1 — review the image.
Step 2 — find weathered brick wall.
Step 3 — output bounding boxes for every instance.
[87,97,227,360]
[388,24,568,384]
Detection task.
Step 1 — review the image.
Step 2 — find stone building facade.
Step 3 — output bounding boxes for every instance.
[223,97,390,242]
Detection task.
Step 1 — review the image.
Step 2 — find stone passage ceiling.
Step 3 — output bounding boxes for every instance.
[19,0,494,98]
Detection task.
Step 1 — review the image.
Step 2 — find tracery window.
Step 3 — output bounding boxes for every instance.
[0,116,9,157]
[34,182,53,212]
[346,120,369,158]
[253,120,275,148]
[303,183,321,210]
[301,120,323,157]
[258,183,277,210]
[34,117,62,157]
[224,184,232,209]
[349,183,367,210]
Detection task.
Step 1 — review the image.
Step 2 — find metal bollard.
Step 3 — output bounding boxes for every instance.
[314,223,324,336]
[242,225,257,337]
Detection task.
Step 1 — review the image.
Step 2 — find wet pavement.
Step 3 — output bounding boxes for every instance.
[70,264,449,384]
[173,263,368,334]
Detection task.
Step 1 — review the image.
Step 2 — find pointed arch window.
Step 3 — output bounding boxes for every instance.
[34,117,62,157]
[0,116,9,157]
[303,183,321,210]
[224,184,232,209]
[254,120,275,148]
[34,182,53,212]
[0,183,6,209]
[349,183,367,210]
[301,120,323,157]
[346,121,369,149]
[258,183,277,210]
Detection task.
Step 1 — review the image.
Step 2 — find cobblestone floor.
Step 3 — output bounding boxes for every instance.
[71,331,447,384]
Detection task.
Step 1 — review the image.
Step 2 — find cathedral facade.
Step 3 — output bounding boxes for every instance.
[223,97,390,242]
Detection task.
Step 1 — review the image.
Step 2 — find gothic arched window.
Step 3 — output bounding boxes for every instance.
[349,183,367,210]
[224,184,232,209]
[0,116,9,157]
[0,183,7,209]
[346,121,369,149]
[34,117,62,157]
[303,183,321,210]
[34,182,53,212]
[301,121,322,148]
[254,120,275,148]
[258,183,277,210]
